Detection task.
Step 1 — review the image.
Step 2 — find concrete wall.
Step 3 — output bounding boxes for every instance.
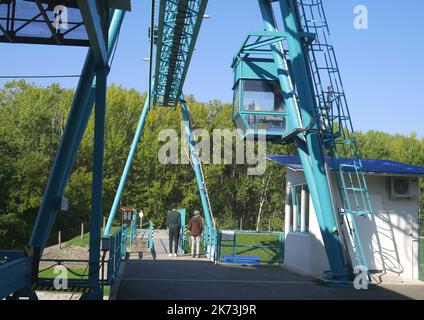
[284,169,420,281]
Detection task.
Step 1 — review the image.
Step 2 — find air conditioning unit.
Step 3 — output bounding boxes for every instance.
[390,177,411,199]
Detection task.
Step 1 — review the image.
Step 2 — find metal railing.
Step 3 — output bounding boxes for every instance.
[2,220,150,298]
[129,219,138,248]
[178,209,186,255]
[138,220,154,255]
[149,221,154,252]
[203,225,218,260]
[178,229,186,255]
[420,236,423,281]
[215,230,284,265]
[32,224,129,295]
[106,225,128,284]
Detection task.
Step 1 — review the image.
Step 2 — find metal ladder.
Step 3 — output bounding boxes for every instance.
[295,0,372,271]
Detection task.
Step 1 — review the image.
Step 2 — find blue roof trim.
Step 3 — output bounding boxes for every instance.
[266,155,424,176]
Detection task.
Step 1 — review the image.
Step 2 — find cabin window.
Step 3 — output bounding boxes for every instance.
[246,114,286,131]
[233,83,240,114]
[286,185,310,233]
[242,80,284,113]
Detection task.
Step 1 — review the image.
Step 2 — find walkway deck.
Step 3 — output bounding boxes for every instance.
[112,230,424,300]
[152,230,171,255]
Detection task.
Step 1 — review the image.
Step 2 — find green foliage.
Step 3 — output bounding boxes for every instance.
[356,131,424,235]
[0,81,423,249]
[64,226,121,248]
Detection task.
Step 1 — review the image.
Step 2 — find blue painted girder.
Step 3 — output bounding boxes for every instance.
[257,0,351,280]
[77,0,109,66]
[0,255,31,299]
[180,97,214,229]
[153,0,208,108]
[29,9,125,263]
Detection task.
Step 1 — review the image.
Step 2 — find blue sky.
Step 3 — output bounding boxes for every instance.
[0,0,423,137]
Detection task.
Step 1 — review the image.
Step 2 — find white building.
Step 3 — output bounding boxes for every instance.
[267,155,423,283]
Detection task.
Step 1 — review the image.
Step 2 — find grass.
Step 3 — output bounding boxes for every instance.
[38,267,111,296]
[218,232,283,265]
[65,226,121,248]
[37,226,123,297]
[182,231,283,264]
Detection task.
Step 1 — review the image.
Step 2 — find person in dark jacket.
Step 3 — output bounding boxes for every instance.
[166,204,181,257]
[188,210,203,258]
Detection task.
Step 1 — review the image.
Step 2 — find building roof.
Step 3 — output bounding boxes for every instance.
[266,155,424,177]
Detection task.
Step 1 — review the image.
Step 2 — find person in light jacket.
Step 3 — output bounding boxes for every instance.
[188,210,203,258]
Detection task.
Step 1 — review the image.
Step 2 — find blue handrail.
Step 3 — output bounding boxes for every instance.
[203,225,218,260]
[148,221,154,253]
[104,220,156,284]
[129,219,138,248]
[178,209,186,254]
[104,225,127,284]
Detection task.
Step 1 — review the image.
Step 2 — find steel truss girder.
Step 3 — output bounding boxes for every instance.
[153,0,208,108]
[0,0,90,46]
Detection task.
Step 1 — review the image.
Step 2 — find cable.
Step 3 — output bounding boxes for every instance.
[0,32,121,81]
[38,263,59,274]
[60,251,107,278]
[109,29,120,68]
[0,75,83,79]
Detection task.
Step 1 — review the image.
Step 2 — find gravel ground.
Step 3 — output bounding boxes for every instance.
[35,292,109,300]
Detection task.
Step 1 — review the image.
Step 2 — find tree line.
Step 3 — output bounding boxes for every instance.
[0,81,422,249]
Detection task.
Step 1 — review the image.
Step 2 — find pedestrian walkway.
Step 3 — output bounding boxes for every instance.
[111,230,424,300]
[152,230,170,255]
[113,260,424,300]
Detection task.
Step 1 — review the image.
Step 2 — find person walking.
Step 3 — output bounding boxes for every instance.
[166,204,181,257]
[188,210,203,258]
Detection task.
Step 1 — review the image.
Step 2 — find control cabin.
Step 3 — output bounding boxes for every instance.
[268,155,424,282]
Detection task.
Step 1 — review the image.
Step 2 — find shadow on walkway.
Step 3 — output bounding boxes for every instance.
[115,258,424,300]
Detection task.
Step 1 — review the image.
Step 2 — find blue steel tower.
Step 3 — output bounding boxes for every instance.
[232,0,372,282]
